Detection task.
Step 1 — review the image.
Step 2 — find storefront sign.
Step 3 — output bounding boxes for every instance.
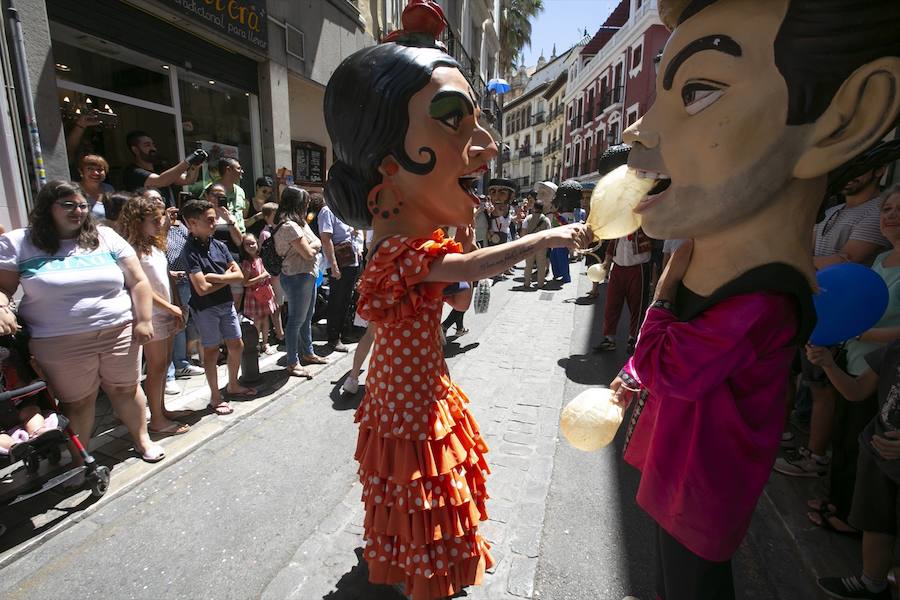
[157,0,268,52]
[292,141,326,186]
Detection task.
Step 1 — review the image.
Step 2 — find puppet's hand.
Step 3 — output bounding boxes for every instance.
[872,431,900,460]
[610,376,636,409]
[455,225,476,252]
[655,240,693,302]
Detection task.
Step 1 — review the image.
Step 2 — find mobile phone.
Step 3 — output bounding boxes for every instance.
[93,108,118,128]
[217,195,228,208]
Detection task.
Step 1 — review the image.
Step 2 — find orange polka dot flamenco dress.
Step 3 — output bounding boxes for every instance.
[354,231,494,600]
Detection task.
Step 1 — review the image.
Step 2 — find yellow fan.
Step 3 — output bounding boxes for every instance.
[560,388,625,452]
[586,165,654,240]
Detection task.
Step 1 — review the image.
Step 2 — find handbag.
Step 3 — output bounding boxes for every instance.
[333,241,356,268]
[260,223,285,276]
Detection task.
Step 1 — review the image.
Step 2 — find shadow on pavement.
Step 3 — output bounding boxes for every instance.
[324,547,407,600]
[330,374,362,412]
[229,369,291,403]
[443,340,479,359]
[0,463,105,553]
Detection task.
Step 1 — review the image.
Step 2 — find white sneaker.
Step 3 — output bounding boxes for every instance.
[174,364,205,378]
[341,377,359,395]
[164,380,181,395]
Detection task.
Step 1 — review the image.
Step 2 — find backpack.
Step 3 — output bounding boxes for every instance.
[260,222,286,276]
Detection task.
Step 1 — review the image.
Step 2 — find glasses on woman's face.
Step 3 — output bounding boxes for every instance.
[84,166,106,174]
[56,200,90,213]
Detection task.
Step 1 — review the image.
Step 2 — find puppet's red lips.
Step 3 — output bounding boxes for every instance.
[460,164,488,178]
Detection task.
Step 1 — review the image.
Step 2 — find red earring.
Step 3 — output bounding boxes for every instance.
[367,164,405,219]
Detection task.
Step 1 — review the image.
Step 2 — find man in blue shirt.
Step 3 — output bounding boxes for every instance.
[182,200,256,413]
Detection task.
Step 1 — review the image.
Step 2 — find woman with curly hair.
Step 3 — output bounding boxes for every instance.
[0,181,164,463]
[120,190,190,435]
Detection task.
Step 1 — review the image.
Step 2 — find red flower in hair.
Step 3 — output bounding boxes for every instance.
[384,0,446,43]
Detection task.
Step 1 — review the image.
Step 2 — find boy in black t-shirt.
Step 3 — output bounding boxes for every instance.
[182,200,256,414]
[808,340,900,600]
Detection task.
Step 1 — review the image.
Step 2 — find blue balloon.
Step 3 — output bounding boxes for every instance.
[810,263,889,346]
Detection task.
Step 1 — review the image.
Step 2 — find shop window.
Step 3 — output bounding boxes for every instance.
[179,77,255,199]
[52,40,171,107]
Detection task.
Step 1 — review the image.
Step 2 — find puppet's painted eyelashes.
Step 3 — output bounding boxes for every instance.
[682,83,726,115]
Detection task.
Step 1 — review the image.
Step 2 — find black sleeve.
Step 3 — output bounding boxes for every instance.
[122,167,151,191]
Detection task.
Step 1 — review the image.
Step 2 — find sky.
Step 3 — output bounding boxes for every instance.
[520,0,622,68]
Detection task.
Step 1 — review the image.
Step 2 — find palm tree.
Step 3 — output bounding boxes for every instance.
[499,0,545,77]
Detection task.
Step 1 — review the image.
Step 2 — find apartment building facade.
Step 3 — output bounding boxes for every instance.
[500,47,578,193]
[562,0,668,183]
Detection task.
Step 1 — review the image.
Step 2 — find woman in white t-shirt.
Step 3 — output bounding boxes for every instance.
[0,181,163,463]
[275,186,324,378]
[121,191,189,436]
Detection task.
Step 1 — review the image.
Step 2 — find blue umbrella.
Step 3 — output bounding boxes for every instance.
[487,78,511,94]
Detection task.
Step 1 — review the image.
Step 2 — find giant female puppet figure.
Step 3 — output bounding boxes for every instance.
[609,1,900,598]
[322,2,591,598]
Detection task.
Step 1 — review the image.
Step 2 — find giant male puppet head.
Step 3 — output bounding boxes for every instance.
[626,0,900,290]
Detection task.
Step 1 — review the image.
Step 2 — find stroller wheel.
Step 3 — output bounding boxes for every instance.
[88,465,110,498]
[23,452,40,474]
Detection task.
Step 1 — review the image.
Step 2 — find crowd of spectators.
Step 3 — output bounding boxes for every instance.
[0,126,366,466]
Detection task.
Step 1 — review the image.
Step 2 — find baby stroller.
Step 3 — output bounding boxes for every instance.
[0,332,109,504]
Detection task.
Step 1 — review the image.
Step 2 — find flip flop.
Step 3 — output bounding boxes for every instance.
[287,366,313,379]
[224,388,257,400]
[140,444,166,463]
[807,506,860,537]
[207,402,234,415]
[301,354,328,365]
[149,422,191,436]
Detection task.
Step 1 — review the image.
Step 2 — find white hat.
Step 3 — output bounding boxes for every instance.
[536,181,558,195]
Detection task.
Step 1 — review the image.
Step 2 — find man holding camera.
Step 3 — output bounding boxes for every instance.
[123,130,205,208]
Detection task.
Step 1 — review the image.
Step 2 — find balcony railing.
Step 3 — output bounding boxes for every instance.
[532,150,543,158]
[518,146,531,158]
[531,111,545,125]
[600,86,624,112]
[580,161,591,175]
[570,115,583,131]
[501,150,510,162]
[440,26,483,105]
[584,106,594,122]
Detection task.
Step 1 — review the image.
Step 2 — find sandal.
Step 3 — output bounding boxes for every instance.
[593,339,616,352]
[149,421,191,436]
[584,290,600,299]
[287,365,313,379]
[301,354,328,365]
[807,505,860,536]
[224,387,257,400]
[207,402,234,416]
[140,443,166,463]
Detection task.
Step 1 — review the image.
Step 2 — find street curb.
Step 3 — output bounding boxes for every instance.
[0,348,355,570]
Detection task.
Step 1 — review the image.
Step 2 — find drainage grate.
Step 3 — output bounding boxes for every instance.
[540,292,553,301]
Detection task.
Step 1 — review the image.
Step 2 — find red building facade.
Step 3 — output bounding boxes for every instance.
[562,0,669,183]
